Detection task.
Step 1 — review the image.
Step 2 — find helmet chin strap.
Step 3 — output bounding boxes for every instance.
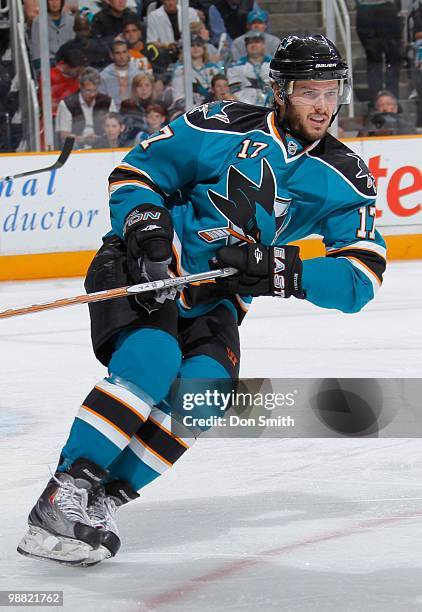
[329,104,342,127]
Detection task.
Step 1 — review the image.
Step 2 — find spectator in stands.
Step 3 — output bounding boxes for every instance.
[135,102,166,141]
[94,112,127,148]
[23,0,39,21]
[0,59,12,151]
[56,67,116,147]
[358,89,416,135]
[120,72,157,140]
[122,17,153,73]
[146,0,199,49]
[190,20,220,63]
[227,30,271,105]
[48,47,88,115]
[100,40,141,109]
[231,9,279,62]
[171,34,220,106]
[204,73,235,101]
[356,0,402,103]
[409,0,422,126]
[56,13,111,71]
[31,0,75,69]
[208,0,255,47]
[90,0,138,48]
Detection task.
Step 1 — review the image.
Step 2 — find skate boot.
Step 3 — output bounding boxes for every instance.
[83,480,139,566]
[17,458,108,566]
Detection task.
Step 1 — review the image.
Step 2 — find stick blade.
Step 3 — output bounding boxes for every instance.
[53,137,75,169]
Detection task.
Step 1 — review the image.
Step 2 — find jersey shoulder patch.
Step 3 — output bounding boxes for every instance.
[308,133,377,198]
[185,101,271,135]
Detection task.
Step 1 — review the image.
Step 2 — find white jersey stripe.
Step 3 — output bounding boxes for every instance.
[109,181,155,197]
[326,241,386,259]
[117,163,169,196]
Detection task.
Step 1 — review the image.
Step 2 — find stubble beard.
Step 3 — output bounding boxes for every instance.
[283,105,331,142]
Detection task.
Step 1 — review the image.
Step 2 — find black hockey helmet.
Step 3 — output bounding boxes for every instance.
[269,34,351,104]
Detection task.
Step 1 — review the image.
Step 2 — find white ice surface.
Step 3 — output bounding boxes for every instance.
[0,261,421,612]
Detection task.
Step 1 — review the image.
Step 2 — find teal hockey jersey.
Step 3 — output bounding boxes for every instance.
[107,101,386,321]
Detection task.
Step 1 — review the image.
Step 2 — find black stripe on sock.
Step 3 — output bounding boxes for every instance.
[83,387,145,437]
[136,419,187,465]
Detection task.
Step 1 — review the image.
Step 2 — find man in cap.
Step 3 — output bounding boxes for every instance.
[227,30,272,104]
[231,8,280,61]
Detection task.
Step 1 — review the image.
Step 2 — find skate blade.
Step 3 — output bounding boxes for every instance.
[78,545,113,567]
[17,525,97,566]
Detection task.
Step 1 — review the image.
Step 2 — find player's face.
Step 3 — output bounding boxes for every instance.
[104,118,122,140]
[123,24,142,46]
[112,45,129,67]
[283,80,339,141]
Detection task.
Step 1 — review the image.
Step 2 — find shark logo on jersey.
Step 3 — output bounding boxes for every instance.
[189,101,236,124]
[199,158,292,245]
[346,153,377,193]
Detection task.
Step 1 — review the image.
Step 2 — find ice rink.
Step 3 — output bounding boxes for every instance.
[0,260,421,612]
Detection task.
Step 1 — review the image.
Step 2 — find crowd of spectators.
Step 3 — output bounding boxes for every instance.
[355,0,420,132]
[2,0,422,151]
[0,0,282,150]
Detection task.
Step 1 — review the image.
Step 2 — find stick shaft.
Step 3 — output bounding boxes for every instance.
[0,267,237,320]
[1,137,75,181]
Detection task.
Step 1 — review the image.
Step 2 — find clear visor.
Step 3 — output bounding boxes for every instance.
[281,78,352,105]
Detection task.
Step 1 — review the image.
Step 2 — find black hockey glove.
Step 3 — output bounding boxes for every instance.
[213,244,305,299]
[123,205,176,312]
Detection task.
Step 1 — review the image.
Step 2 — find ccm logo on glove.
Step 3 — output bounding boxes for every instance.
[123,205,175,312]
[124,209,162,230]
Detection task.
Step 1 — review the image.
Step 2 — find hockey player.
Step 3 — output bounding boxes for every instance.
[18,34,386,566]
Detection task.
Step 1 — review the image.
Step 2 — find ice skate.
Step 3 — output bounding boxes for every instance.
[17,458,107,566]
[82,480,139,566]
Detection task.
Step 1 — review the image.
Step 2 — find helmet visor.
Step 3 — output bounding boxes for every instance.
[277,78,352,105]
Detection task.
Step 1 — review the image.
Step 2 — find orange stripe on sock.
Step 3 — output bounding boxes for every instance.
[94,386,147,422]
[134,434,173,467]
[148,416,190,449]
[81,404,131,440]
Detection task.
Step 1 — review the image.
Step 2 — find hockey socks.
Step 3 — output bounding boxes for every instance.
[60,377,152,471]
[106,404,192,491]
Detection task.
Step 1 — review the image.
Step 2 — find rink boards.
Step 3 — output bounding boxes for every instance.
[0,135,420,281]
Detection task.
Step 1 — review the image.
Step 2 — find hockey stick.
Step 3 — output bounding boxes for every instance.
[0,137,75,182]
[0,267,238,320]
